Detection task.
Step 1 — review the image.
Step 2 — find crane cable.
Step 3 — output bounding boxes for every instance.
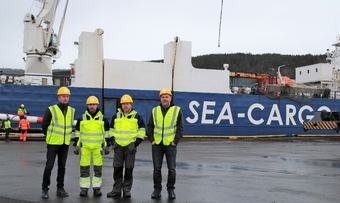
[218,0,224,47]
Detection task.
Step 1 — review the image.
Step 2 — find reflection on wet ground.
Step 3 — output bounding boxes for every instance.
[0,139,340,203]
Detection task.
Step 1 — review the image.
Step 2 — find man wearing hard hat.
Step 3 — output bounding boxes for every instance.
[107,94,146,199]
[147,88,184,200]
[41,87,75,199]
[17,103,28,117]
[73,96,110,197]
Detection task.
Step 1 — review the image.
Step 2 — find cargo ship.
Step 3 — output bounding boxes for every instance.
[1,0,340,136]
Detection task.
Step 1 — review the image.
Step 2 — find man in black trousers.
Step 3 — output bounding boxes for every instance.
[147,88,183,200]
[41,87,75,199]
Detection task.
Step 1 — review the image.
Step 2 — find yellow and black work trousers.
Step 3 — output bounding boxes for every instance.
[79,147,103,189]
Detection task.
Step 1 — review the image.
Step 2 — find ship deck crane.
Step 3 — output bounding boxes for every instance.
[23,0,69,85]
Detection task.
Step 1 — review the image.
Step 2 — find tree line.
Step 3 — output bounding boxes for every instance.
[191,53,326,79]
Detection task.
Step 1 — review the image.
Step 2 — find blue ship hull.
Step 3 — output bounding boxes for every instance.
[1,84,339,136]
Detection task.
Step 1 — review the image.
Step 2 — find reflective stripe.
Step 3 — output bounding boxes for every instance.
[80,177,91,188]
[81,139,103,143]
[47,129,68,136]
[80,132,104,136]
[115,137,134,141]
[137,134,145,139]
[80,184,90,188]
[117,112,121,118]
[139,127,146,131]
[170,106,178,127]
[154,131,175,137]
[92,183,101,188]
[70,108,74,127]
[51,106,58,125]
[155,125,175,130]
[109,128,115,135]
[153,108,158,127]
[80,177,91,182]
[92,176,102,187]
[115,130,138,134]
[105,131,111,138]
[83,114,87,121]
[99,115,103,121]
[52,123,73,129]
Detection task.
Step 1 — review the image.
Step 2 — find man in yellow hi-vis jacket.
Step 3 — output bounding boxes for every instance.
[107,94,146,199]
[41,87,75,199]
[74,96,110,197]
[147,88,184,200]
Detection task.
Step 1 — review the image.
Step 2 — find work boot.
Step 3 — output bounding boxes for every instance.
[107,190,121,199]
[168,190,176,199]
[41,189,49,199]
[151,190,161,199]
[93,188,102,197]
[56,188,69,197]
[79,188,88,197]
[123,191,131,198]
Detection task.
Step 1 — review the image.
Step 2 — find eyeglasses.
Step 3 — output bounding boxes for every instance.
[88,104,97,106]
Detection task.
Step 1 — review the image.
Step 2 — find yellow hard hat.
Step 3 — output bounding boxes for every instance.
[57,87,71,96]
[120,94,133,104]
[159,88,172,97]
[86,96,99,105]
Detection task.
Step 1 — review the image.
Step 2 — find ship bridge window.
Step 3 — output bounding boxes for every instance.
[307,70,310,74]
[299,71,302,75]
[316,68,318,72]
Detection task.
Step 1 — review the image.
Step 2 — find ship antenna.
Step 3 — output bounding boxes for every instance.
[171,37,179,95]
[218,0,224,47]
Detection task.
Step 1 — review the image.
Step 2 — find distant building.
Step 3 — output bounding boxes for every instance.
[295,63,334,89]
[0,68,71,86]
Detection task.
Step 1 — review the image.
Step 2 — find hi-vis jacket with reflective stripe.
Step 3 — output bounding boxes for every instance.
[4,120,11,129]
[46,104,75,145]
[110,108,146,147]
[17,107,27,114]
[152,105,181,146]
[75,110,107,148]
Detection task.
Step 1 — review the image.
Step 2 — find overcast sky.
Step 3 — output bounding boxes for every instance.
[0,0,339,69]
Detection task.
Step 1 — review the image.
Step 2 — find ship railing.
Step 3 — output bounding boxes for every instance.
[263,84,328,102]
[0,72,71,86]
[331,91,340,99]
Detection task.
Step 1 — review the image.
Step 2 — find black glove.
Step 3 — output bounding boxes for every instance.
[134,138,143,148]
[109,137,115,146]
[74,148,80,155]
[104,147,110,155]
[72,137,79,147]
[105,138,112,147]
[100,147,110,155]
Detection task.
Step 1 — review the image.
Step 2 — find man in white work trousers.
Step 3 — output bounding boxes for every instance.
[147,88,184,200]
[107,94,146,199]
[73,96,110,197]
[41,87,75,199]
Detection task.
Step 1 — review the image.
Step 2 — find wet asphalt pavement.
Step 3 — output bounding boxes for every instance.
[0,138,340,203]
